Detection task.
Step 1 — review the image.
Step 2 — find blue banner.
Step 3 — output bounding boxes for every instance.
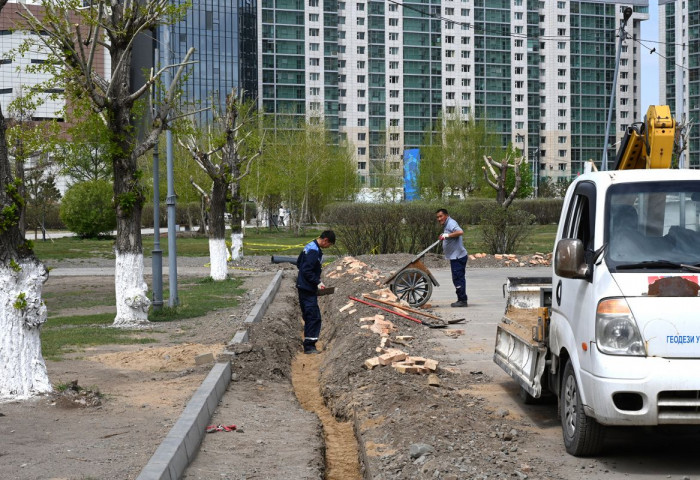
[403,148,420,201]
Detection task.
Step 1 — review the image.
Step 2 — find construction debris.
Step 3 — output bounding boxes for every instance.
[359,314,396,336]
[444,329,465,338]
[339,302,355,313]
[428,374,441,387]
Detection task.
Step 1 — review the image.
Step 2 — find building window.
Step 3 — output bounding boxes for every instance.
[461,36,470,45]
[389,3,398,11]
[310,73,320,81]
[390,133,400,141]
[389,47,399,55]
[389,32,399,41]
[357,32,365,40]
[357,75,365,83]
[358,162,366,169]
[390,90,399,98]
[357,2,364,10]
[310,43,320,51]
[358,104,366,112]
[389,18,399,26]
[445,36,454,44]
[559,150,566,157]
[558,163,566,170]
[358,118,366,126]
[390,119,399,126]
[558,82,566,90]
[557,41,566,49]
[310,87,320,95]
[358,147,366,156]
[558,123,567,130]
[357,60,365,69]
[310,58,320,66]
[558,136,566,144]
[309,28,319,36]
[390,61,399,69]
[309,13,319,21]
[390,147,401,155]
[445,78,455,86]
[358,133,366,141]
[389,76,399,84]
[446,64,455,71]
[558,109,566,117]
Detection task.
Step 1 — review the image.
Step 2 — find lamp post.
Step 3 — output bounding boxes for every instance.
[602,6,633,171]
[531,147,540,198]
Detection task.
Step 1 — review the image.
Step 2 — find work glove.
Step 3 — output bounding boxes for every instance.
[318,282,326,289]
[439,233,447,240]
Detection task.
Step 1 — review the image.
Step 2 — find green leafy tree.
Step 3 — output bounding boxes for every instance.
[59,180,116,238]
[418,112,499,200]
[245,115,357,233]
[19,0,193,325]
[57,105,113,184]
[179,91,263,275]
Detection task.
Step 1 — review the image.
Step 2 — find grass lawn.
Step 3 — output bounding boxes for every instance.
[33,228,326,260]
[42,277,245,360]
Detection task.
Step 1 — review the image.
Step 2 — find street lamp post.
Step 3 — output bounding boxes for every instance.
[532,147,540,198]
[602,6,633,171]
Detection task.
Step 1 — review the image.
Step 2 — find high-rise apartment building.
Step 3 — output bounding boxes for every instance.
[163,0,258,124]
[659,0,699,169]
[259,0,647,185]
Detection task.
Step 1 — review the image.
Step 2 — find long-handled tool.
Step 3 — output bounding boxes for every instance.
[348,296,448,328]
[362,294,466,324]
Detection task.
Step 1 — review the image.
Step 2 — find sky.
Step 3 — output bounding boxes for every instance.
[640,1,660,109]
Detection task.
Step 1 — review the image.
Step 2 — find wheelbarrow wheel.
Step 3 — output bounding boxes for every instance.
[391,268,432,307]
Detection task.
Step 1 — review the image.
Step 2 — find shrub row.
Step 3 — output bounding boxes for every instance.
[324,198,561,255]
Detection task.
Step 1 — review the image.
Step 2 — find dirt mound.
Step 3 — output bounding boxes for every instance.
[231,279,302,382]
[316,256,561,479]
[90,343,223,372]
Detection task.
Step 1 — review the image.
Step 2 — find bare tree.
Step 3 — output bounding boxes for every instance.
[0,0,52,399]
[179,91,262,279]
[482,153,523,208]
[19,0,193,326]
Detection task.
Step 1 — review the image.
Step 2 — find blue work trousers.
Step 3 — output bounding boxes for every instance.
[298,288,322,350]
[450,255,468,302]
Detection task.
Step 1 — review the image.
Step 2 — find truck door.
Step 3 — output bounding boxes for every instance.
[552,181,597,373]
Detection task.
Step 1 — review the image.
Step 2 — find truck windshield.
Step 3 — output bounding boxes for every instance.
[606,181,700,270]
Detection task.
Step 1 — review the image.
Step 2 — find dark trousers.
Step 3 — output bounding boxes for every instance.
[298,288,321,350]
[450,255,468,302]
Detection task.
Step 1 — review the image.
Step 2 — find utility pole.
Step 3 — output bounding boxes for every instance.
[602,6,633,171]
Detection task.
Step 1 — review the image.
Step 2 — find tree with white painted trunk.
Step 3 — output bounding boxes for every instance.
[19,1,192,326]
[0,0,51,399]
[179,92,262,280]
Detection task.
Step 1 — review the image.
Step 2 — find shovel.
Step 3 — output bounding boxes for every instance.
[349,296,448,328]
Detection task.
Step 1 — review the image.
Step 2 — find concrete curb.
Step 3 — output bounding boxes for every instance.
[136,270,284,480]
[244,270,283,324]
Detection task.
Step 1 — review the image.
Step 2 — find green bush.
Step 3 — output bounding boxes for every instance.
[479,204,535,254]
[26,202,66,231]
[59,180,116,238]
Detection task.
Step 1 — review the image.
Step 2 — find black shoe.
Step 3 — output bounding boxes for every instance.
[303,347,321,354]
[451,300,468,308]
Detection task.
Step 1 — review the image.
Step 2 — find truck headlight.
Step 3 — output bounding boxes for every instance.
[595,298,646,356]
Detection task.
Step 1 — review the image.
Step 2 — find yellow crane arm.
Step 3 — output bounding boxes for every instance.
[614,105,675,170]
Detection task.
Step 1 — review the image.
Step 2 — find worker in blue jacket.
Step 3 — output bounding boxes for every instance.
[296,230,336,354]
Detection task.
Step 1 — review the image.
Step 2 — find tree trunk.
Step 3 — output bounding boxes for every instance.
[208,178,228,280]
[0,259,51,398]
[111,105,150,327]
[0,105,50,398]
[230,169,244,262]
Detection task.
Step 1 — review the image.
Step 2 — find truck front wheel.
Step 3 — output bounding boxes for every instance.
[561,361,605,456]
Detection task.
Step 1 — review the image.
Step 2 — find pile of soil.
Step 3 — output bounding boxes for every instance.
[315,257,562,479]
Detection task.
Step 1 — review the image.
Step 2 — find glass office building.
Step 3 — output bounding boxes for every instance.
[163,0,257,124]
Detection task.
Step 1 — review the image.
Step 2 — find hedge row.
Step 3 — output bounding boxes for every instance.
[323,198,562,255]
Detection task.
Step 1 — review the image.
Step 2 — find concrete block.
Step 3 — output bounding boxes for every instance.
[194,353,214,365]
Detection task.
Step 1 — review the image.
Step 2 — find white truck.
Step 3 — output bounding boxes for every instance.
[494,167,700,456]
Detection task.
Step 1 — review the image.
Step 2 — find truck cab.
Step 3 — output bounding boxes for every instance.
[495,168,700,456]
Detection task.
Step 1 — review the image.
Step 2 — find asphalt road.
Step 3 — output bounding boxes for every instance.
[429,266,700,480]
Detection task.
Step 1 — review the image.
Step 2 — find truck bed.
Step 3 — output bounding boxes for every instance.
[502,307,540,346]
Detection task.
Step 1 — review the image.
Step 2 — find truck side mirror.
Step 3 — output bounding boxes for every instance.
[554,238,589,280]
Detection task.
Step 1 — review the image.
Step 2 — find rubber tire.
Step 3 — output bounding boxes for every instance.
[391,268,433,307]
[560,360,605,456]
